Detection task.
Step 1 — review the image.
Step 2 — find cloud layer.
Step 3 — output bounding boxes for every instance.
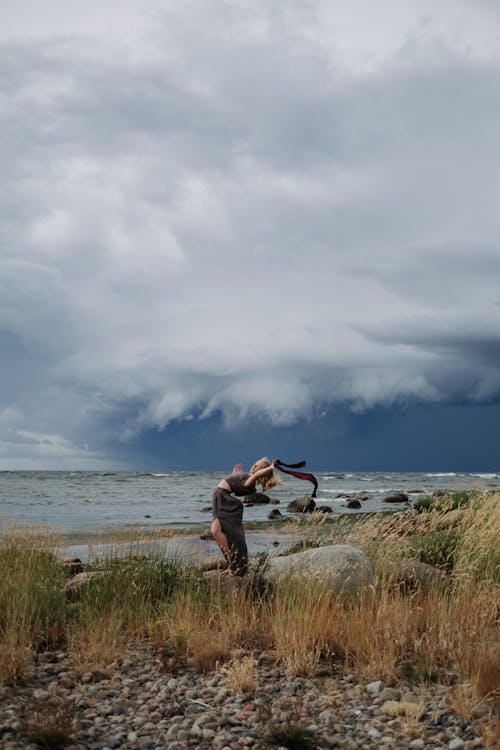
[1,1,500,467]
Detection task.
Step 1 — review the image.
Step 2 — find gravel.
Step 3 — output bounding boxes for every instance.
[0,646,491,749]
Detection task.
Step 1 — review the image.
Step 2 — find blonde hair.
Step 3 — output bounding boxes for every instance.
[256,457,283,492]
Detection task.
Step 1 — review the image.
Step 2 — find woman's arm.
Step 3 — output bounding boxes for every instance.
[243,461,277,487]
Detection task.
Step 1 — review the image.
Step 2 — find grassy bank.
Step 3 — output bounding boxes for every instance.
[1,491,498,719]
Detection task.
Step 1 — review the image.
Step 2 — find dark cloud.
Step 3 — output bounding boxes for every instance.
[1,1,499,467]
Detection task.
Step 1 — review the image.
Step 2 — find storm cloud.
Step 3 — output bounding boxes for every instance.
[1,0,499,467]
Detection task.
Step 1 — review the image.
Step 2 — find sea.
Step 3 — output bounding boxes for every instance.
[1,470,499,535]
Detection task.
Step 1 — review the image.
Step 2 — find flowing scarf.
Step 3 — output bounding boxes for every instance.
[274,459,318,498]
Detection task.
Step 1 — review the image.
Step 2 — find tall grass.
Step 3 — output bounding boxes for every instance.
[0,525,67,682]
[1,493,498,704]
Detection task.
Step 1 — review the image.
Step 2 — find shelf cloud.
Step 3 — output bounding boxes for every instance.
[1,1,500,467]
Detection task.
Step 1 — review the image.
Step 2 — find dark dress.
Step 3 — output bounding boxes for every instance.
[212,471,255,575]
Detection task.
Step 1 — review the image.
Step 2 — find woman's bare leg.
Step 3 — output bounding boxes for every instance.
[211,519,233,570]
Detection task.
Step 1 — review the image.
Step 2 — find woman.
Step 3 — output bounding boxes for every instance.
[211,458,281,576]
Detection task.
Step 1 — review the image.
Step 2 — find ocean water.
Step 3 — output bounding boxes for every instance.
[1,470,499,535]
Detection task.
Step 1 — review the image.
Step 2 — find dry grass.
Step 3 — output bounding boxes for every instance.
[158,586,267,672]
[483,716,500,750]
[472,644,500,708]
[219,653,258,693]
[22,695,76,749]
[67,606,125,674]
[0,524,67,684]
[1,492,499,699]
[269,576,340,678]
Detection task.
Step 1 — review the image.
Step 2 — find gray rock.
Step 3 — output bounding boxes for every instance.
[366,680,385,695]
[383,493,409,503]
[243,492,271,504]
[449,740,465,750]
[345,499,361,509]
[61,556,84,575]
[380,687,401,701]
[198,557,227,573]
[267,544,373,594]
[63,571,106,599]
[268,509,283,519]
[286,495,316,513]
[383,558,446,591]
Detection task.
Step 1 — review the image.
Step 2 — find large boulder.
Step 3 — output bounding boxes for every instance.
[266,545,373,595]
[286,495,316,513]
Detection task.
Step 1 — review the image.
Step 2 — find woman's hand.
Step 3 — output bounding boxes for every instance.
[232,463,244,474]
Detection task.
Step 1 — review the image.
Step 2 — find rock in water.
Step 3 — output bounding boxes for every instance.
[345,499,361,509]
[383,493,409,503]
[286,495,316,513]
[243,492,271,504]
[266,544,373,594]
[267,509,283,520]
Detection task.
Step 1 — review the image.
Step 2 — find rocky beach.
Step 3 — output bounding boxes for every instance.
[0,489,498,749]
[0,644,492,750]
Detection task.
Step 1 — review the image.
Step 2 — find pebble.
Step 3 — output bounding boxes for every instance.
[366,680,385,695]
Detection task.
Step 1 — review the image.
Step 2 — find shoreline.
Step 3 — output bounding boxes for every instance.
[28,511,376,564]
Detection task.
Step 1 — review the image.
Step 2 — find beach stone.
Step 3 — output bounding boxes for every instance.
[346,499,362,509]
[63,570,106,599]
[315,505,333,513]
[61,556,84,575]
[448,740,465,750]
[383,493,409,503]
[266,544,373,593]
[286,495,317,513]
[380,688,401,701]
[198,557,227,573]
[268,509,283,519]
[409,740,425,749]
[243,492,271,504]
[383,558,446,591]
[32,688,49,700]
[366,680,385,696]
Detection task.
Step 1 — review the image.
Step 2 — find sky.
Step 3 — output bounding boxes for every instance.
[1,0,500,471]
